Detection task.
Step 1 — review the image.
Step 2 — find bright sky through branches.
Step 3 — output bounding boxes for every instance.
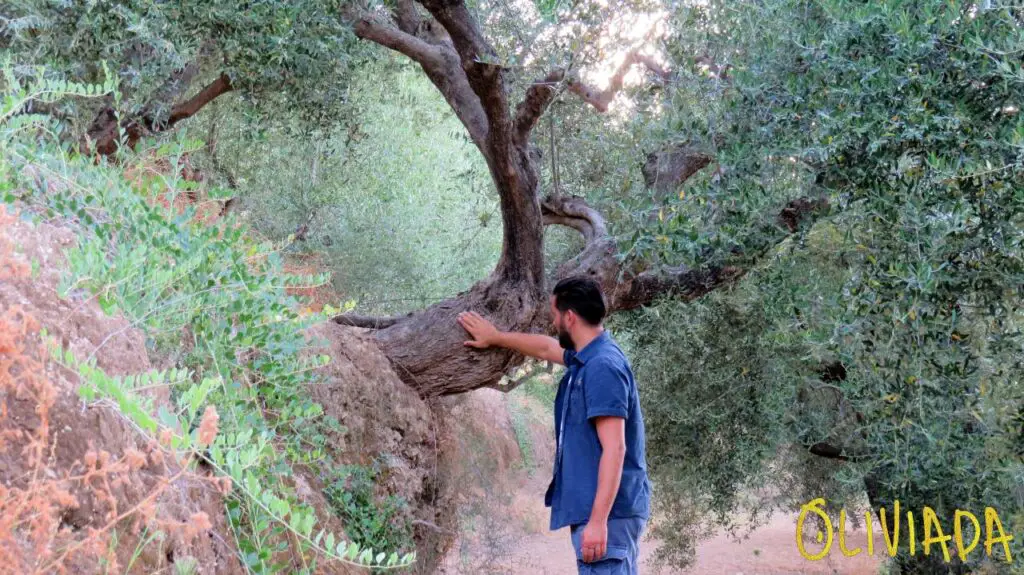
[498,0,670,114]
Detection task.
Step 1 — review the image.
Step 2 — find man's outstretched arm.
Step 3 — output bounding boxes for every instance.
[456,311,565,366]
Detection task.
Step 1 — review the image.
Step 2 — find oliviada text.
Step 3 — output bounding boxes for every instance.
[796,498,1014,564]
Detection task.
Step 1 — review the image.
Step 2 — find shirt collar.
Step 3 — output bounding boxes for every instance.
[570,330,609,365]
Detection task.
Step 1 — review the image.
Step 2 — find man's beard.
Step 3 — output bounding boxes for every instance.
[558,328,575,351]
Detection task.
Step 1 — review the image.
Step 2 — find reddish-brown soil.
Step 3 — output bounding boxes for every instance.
[0,206,243,574]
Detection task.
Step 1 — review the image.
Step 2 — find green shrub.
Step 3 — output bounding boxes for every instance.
[616,1,1024,571]
[324,462,413,563]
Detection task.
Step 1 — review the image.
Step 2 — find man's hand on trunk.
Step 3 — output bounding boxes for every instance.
[457,311,499,348]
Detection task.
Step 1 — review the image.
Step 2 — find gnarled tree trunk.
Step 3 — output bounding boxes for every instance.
[334,0,829,397]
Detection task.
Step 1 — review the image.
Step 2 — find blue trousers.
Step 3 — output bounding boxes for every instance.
[569,517,646,574]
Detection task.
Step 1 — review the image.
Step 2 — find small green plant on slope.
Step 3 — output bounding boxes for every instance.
[323,461,413,559]
[1,66,415,574]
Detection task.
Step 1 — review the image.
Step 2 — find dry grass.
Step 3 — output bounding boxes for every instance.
[0,204,227,575]
[123,151,237,228]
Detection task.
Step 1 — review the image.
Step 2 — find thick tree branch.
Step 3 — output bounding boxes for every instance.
[612,197,829,309]
[161,73,233,130]
[353,14,444,69]
[642,145,714,197]
[612,264,748,311]
[541,194,607,244]
[420,51,491,149]
[418,0,497,71]
[551,194,830,312]
[418,0,511,142]
[333,312,413,329]
[148,61,203,115]
[85,73,233,156]
[350,8,490,150]
[514,70,565,144]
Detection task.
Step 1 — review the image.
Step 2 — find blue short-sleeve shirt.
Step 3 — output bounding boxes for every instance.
[544,330,652,530]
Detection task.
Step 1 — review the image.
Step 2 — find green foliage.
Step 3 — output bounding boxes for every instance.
[323,461,413,562]
[614,226,869,568]
[194,55,501,315]
[0,60,116,147]
[1,0,363,129]
[617,1,1024,572]
[1,70,414,573]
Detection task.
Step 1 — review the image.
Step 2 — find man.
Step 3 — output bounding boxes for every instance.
[457,276,652,574]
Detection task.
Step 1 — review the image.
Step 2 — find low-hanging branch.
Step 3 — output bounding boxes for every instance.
[86,72,233,156]
[541,194,608,243]
[162,73,233,129]
[546,193,830,313]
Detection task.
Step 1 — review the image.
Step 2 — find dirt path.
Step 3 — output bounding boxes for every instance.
[488,513,885,575]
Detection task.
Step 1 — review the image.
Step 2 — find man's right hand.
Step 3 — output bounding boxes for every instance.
[457,311,500,348]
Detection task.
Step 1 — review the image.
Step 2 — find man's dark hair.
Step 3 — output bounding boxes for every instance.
[552,276,607,326]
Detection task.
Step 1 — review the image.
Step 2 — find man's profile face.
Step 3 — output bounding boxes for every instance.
[550,295,576,351]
